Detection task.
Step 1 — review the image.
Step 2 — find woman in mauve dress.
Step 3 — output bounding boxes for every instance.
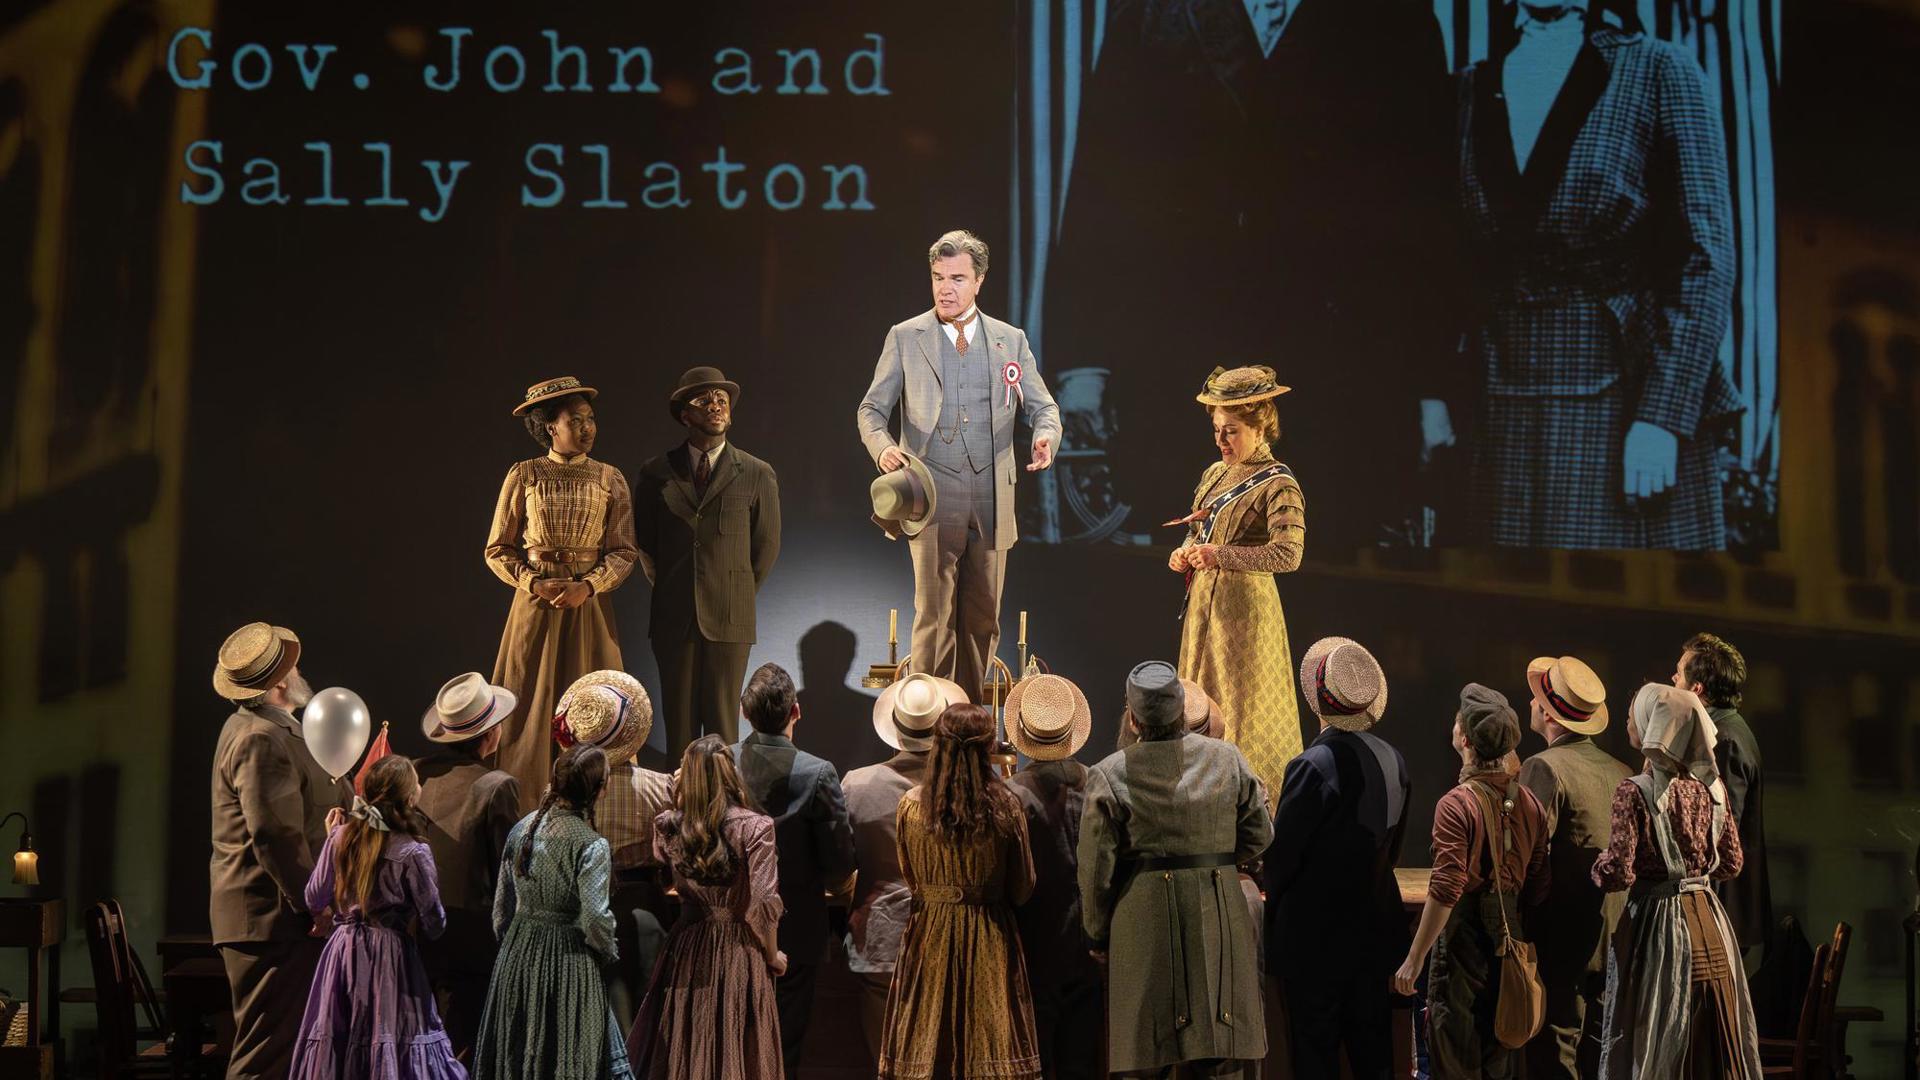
[291,755,464,1080]
[627,735,785,1079]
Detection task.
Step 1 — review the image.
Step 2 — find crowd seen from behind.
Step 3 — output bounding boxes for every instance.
[206,621,1770,1080]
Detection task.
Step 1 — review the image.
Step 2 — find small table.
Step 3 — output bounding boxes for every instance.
[0,898,63,1080]
[156,934,231,1075]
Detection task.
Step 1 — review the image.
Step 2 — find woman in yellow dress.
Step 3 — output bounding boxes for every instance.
[1171,365,1305,802]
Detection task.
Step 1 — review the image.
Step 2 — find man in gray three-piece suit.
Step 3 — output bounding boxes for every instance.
[856,230,1061,701]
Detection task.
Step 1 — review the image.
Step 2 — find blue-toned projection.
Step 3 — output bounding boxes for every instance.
[166,27,887,219]
[1014,0,1779,552]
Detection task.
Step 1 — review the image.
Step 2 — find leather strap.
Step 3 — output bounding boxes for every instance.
[1137,851,1238,873]
[916,883,1000,905]
[529,546,601,564]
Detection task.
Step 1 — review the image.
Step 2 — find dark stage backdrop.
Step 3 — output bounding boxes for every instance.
[11,2,1920,1074]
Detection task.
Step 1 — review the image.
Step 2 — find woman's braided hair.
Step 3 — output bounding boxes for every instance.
[516,744,608,878]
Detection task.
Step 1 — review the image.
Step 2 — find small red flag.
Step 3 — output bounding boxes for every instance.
[354,722,392,796]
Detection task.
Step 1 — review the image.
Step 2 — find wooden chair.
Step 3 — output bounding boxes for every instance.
[1761,922,1882,1079]
[1761,941,1831,1078]
[81,900,172,1079]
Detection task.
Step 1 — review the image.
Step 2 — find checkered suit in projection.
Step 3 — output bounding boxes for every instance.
[1460,28,1742,549]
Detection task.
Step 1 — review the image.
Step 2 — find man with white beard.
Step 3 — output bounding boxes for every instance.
[208,622,352,1079]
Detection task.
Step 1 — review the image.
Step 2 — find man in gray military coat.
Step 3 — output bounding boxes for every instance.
[1079,661,1274,1076]
[857,230,1061,701]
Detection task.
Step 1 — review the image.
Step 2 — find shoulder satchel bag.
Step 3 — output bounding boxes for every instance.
[1472,778,1546,1048]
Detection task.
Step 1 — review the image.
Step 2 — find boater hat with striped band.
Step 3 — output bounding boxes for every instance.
[1298,636,1388,731]
[212,622,302,702]
[1527,656,1609,736]
[1006,674,1092,760]
[422,672,516,744]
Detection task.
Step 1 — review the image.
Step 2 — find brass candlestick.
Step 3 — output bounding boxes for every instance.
[986,655,1018,777]
[860,608,904,689]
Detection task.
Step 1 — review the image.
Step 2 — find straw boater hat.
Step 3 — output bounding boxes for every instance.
[512,375,598,416]
[1299,636,1388,731]
[1006,674,1093,760]
[1194,365,1291,408]
[1177,678,1225,738]
[1527,656,1609,735]
[872,671,970,752]
[1119,677,1224,747]
[553,670,653,767]
[869,452,939,540]
[212,622,301,702]
[667,366,741,420]
[422,672,516,743]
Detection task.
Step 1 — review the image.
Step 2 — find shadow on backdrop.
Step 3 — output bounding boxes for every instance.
[794,621,885,776]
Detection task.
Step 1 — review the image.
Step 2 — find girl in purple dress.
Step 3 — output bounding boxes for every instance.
[292,755,465,1080]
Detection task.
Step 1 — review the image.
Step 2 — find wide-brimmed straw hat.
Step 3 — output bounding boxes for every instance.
[1527,656,1609,735]
[422,672,516,743]
[1119,677,1224,748]
[667,366,741,420]
[1194,365,1290,408]
[212,622,301,702]
[554,670,653,766]
[1299,637,1388,731]
[513,375,599,416]
[872,671,969,752]
[1006,674,1092,760]
[870,453,939,540]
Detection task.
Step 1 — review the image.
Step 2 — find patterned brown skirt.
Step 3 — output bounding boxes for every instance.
[628,914,782,1080]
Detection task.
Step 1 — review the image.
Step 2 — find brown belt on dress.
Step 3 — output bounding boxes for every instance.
[528,546,601,564]
[916,883,1000,905]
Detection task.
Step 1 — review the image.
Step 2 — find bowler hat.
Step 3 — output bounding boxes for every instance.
[668,366,741,420]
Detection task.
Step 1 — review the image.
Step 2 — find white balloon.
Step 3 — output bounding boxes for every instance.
[302,687,371,780]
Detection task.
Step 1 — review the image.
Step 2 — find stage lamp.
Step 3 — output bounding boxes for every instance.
[2,813,36,886]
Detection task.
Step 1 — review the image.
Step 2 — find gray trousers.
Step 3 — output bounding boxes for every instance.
[906,460,1004,702]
